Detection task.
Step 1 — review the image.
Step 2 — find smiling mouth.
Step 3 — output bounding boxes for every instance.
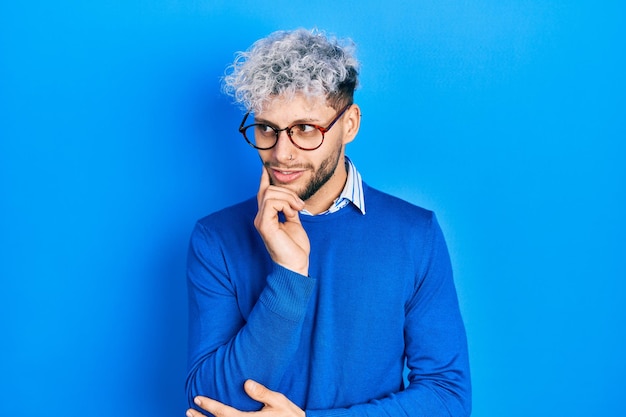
[270,168,305,184]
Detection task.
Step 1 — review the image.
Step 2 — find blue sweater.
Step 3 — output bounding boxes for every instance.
[186,183,471,416]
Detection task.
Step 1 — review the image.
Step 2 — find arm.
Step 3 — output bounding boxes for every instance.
[309,214,471,416]
[186,168,314,410]
[188,214,471,417]
[186,240,315,410]
[307,214,470,416]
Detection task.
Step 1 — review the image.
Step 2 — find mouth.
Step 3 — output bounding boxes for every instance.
[270,167,306,184]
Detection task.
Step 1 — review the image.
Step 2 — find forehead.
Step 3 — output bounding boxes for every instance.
[256,94,332,121]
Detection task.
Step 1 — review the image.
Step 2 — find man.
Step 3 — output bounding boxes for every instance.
[185,29,471,417]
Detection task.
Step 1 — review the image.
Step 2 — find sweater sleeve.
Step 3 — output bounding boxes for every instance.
[306,214,471,417]
[184,221,316,410]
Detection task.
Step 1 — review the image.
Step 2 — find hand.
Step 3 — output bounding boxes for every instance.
[254,167,310,276]
[187,379,305,417]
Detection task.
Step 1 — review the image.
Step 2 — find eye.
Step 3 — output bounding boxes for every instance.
[256,124,276,137]
[293,124,317,135]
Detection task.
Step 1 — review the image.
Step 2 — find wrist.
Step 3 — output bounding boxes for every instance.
[274,259,308,277]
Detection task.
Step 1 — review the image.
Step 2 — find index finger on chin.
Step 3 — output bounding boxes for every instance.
[257,166,271,206]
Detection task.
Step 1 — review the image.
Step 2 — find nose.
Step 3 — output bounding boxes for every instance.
[271,129,297,162]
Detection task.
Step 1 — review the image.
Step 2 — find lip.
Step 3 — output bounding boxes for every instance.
[270,168,305,184]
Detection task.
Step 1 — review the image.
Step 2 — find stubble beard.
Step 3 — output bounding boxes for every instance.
[266,143,344,202]
[298,148,342,201]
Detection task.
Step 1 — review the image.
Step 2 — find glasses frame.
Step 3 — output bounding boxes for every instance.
[238,103,352,151]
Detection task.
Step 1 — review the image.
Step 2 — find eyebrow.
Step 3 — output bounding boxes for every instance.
[254,116,321,127]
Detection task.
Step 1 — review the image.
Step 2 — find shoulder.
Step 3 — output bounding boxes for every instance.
[190,197,258,247]
[196,197,257,230]
[363,183,435,226]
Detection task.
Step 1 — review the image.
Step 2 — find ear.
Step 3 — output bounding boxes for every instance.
[342,104,361,145]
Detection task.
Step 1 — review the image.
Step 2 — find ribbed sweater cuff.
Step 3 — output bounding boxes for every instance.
[258,263,316,322]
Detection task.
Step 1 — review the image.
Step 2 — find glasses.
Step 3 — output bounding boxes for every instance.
[238,103,352,151]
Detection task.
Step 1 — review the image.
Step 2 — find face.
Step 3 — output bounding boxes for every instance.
[254,95,356,212]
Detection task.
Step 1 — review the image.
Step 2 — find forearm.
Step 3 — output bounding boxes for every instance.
[186,264,316,409]
[305,381,470,417]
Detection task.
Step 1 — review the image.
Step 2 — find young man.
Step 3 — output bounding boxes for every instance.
[185,29,471,417]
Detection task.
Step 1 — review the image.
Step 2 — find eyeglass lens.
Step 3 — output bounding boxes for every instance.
[244,124,323,150]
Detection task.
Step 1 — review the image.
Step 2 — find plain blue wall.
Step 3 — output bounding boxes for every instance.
[1,1,624,416]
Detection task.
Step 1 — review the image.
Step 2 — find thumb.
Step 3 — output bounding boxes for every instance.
[244,379,270,403]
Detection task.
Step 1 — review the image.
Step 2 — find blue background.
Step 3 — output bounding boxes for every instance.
[1,1,624,416]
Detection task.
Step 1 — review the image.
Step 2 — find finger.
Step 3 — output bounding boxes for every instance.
[255,199,299,234]
[258,167,306,210]
[244,379,276,405]
[282,202,303,223]
[257,166,271,207]
[263,186,305,211]
[263,197,301,219]
[186,407,207,417]
[193,396,241,417]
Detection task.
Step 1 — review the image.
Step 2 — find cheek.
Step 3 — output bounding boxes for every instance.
[258,151,277,167]
[318,140,344,173]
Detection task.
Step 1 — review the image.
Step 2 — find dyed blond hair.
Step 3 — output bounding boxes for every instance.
[223,28,359,113]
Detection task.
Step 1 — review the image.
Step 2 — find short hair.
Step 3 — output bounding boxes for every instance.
[222,28,359,113]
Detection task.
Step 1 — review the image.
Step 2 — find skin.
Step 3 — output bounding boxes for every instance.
[186,95,361,417]
[257,95,360,215]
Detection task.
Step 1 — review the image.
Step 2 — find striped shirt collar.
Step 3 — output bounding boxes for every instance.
[301,156,366,216]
